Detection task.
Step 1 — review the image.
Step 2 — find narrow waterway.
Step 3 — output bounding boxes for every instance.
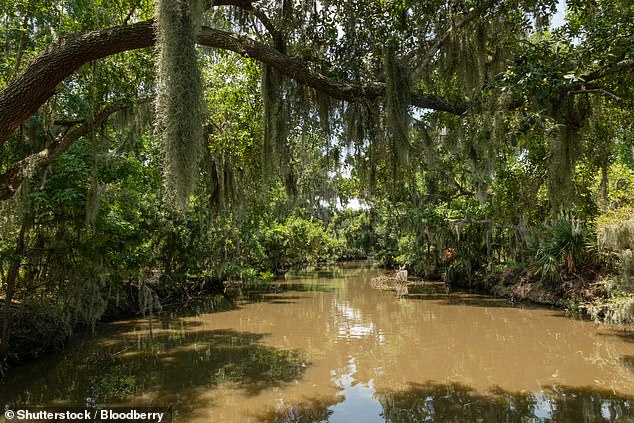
[1,263,633,422]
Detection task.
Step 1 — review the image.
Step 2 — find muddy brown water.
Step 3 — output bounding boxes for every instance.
[1,263,633,422]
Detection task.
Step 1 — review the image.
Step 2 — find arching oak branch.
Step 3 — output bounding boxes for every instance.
[3,15,628,151]
[0,20,468,148]
[0,22,155,148]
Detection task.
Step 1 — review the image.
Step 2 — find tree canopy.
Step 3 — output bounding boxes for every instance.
[0,0,632,202]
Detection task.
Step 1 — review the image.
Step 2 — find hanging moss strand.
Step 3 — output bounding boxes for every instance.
[154,0,206,208]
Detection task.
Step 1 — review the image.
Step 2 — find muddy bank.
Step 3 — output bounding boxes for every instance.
[482,267,603,306]
[375,266,616,319]
[455,266,628,322]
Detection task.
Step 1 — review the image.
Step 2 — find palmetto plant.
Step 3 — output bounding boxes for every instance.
[534,219,592,282]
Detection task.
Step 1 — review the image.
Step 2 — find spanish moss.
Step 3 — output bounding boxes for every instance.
[261,64,296,199]
[384,44,411,178]
[154,0,206,208]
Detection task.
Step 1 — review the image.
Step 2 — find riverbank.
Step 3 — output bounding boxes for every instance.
[458,266,634,324]
[0,279,231,376]
[373,264,633,324]
[480,266,601,307]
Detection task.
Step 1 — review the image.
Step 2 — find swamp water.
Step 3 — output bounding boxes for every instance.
[1,263,633,422]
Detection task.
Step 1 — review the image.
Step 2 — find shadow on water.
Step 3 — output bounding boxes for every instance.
[407,295,519,311]
[239,283,337,306]
[120,292,243,322]
[275,283,337,293]
[287,261,373,281]
[443,294,517,308]
[403,293,518,309]
[1,326,308,409]
[294,270,343,280]
[403,284,518,309]
[258,382,634,423]
[224,261,376,307]
[622,356,634,374]
[403,284,564,312]
[600,330,634,344]
[0,268,349,414]
[243,294,309,305]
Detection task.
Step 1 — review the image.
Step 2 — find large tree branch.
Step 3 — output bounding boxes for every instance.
[208,0,257,8]
[0,20,467,148]
[198,29,468,112]
[0,22,156,148]
[570,87,623,102]
[578,59,634,83]
[563,59,634,105]
[250,7,285,50]
[0,100,140,200]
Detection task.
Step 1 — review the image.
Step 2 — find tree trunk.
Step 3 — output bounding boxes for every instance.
[0,212,32,356]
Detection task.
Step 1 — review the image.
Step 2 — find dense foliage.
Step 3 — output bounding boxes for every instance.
[0,0,633,364]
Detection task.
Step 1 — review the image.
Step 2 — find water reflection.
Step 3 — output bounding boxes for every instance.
[334,302,378,341]
[376,384,634,423]
[1,325,307,411]
[1,263,633,422]
[262,383,634,423]
[327,358,382,423]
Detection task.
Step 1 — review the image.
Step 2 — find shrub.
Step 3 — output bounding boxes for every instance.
[532,218,594,282]
[259,216,340,274]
